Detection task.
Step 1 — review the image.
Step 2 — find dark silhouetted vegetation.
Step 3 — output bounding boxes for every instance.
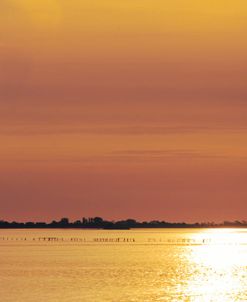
[0,217,247,229]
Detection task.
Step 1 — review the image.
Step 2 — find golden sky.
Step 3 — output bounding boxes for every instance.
[1,0,247,222]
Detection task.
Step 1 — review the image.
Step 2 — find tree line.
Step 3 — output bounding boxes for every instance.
[0,217,247,229]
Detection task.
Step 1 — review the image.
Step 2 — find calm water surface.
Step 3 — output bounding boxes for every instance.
[1,228,247,302]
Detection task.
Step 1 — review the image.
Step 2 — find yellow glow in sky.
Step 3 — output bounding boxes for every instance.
[0,0,247,221]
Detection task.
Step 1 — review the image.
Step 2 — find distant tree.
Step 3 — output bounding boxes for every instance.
[59,218,69,225]
[125,219,136,224]
[93,217,103,224]
[82,217,88,224]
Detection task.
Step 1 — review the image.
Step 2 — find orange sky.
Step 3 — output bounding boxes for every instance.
[1,0,247,222]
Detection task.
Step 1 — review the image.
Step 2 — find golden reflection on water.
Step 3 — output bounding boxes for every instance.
[185,229,247,302]
[0,229,247,302]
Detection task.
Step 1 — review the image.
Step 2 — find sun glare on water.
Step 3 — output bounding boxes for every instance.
[184,229,247,302]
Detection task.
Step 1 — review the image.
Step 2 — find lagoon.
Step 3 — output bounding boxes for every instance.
[1,228,247,301]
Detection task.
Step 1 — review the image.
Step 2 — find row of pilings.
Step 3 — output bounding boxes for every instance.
[0,237,137,243]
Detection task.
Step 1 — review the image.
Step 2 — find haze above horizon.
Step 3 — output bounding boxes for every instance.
[1,0,247,222]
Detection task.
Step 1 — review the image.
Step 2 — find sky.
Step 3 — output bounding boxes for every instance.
[0,0,247,222]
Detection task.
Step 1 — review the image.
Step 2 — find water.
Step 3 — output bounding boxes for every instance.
[1,228,247,302]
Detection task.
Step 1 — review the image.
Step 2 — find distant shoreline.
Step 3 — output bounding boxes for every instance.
[1,217,247,229]
[1,225,247,230]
